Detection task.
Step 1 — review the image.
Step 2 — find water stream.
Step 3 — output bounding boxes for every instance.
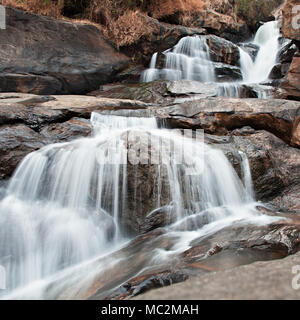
[141,21,281,98]
[0,111,278,299]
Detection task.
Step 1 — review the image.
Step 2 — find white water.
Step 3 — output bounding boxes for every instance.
[240,21,280,83]
[141,36,215,83]
[0,110,273,299]
[141,21,281,99]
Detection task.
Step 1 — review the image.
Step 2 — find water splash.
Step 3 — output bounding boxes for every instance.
[0,112,273,299]
[141,21,281,99]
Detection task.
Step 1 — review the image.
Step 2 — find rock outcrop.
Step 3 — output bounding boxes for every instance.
[0,7,130,95]
[282,0,300,43]
[281,54,300,101]
[153,97,300,148]
[0,93,150,180]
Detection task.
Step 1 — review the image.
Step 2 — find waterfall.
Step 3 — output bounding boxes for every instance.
[240,21,280,84]
[141,36,215,83]
[0,111,262,298]
[141,21,281,99]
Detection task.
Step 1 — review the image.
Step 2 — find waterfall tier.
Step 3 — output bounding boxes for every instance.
[141,21,281,99]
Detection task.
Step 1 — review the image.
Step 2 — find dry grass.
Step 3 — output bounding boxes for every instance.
[0,0,64,17]
[101,10,154,47]
[149,0,204,19]
[0,0,204,47]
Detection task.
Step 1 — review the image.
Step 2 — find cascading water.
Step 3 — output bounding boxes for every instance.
[141,36,215,82]
[240,21,280,84]
[0,109,274,299]
[141,21,281,99]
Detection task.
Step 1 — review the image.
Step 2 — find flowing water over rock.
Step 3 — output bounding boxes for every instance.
[141,21,281,99]
[0,110,280,299]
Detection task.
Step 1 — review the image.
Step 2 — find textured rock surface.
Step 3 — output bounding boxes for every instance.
[0,7,130,94]
[134,250,300,300]
[154,97,300,148]
[0,93,150,180]
[281,55,300,101]
[282,0,300,43]
[231,131,300,210]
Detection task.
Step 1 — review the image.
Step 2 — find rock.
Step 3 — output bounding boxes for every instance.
[269,63,290,79]
[90,80,263,107]
[282,0,300,43]
[278,39,298,64]
[154,97,300,148]
[0,93,152,179]
[176,9,251,43]
[0,7,130,94]
[231,131,300,210]
[214,62,242,81]
[105,270,189,300]
[139,204,177,234]
[206,35,240,66]
[281,55,300,101]
[238,43,259,61]
[134,251,300,300]
[89,81,174,104]
[0,93,150,130]
[0,124,47,180]
[120,13,206,66]
[58,216,300,300]
[40,118,92,143]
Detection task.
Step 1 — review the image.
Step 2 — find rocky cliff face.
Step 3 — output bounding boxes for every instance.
[0,7,130,95]
[280,0,300,100]
[282,0,300,43]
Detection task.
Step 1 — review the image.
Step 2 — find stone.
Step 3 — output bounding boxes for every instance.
[0,7,130,94]
[281,55,300,101]
[282,0,300,43]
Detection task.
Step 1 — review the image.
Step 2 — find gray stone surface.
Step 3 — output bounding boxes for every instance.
[134,252,300,300]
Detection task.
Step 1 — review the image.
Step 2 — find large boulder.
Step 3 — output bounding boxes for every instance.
[206,35,241,66]
[154,97,300,148]
[282,0,300,44]
[230,131,300,210]
[0,93,150,180]
[280,54,300,101]
[0,7,130,94]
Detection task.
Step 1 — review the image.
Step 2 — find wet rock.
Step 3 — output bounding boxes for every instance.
[269,63,290,80]
[71,217,300,300]
[278,39,298,64]
[134,251,300,300]
[104,270,189,300]
[89,81,173,105]
[0,93,150,130]
[0,124,48,180]
[0,7,130,94]
[40,118,92,143]
[0,93,152,179]
[139,204,177,234]
[238,43,259,61]
[206,35,240,66]
[214,63,242,81]
[281,55,300,101]
[154,97,300,148]
[231,131,300,210]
